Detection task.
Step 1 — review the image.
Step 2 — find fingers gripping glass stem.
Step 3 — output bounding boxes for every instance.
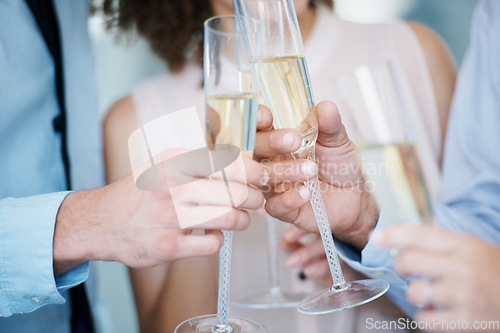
[233,0,388,315]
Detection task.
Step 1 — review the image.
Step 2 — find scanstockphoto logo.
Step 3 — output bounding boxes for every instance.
[258,155,389,195]
[128,107,249,229]
[366,317,500,332]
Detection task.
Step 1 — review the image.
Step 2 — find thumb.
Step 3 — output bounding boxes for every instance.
[316,101,351,149]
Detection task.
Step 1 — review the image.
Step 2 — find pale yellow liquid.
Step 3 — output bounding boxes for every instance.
[255,56,318,152]
[206,93,259,152]
[359,143,433,224]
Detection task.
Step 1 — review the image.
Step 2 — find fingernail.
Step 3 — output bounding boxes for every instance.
[299,186,310,199]
[282,132,296,147]
[301,161,317,176]
[286,253,301,267]
[257,108,263,123]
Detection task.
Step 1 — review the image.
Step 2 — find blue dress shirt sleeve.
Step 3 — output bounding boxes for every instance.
[336,0,500,319]
[0,0,105,329]
[0,192,89,317]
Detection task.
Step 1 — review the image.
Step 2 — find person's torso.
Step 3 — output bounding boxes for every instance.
[0,0,106,331]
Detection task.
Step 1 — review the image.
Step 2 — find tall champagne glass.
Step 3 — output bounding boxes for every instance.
[174,15,267,333]
[233,0,389,315]
[333,62,434,225]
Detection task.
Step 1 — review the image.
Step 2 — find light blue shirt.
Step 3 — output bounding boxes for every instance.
[0,0,109,331]
[337,0,500,318]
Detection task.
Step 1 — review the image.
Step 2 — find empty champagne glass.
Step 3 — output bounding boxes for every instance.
[174,15,267,333]
[233,0,389,315]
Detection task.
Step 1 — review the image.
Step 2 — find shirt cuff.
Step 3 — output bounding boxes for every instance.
[0,192,90,316]
[335,215,419,317]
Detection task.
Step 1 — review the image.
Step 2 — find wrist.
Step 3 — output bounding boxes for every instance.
[53,190,105,275]
[340,192,379,250]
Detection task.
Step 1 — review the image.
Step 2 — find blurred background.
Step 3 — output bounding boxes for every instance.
[90,0,477,332]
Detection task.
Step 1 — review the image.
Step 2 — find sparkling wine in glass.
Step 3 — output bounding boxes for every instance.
[234,0,389,315]
[174,15,267,333]
[333,62,434,225]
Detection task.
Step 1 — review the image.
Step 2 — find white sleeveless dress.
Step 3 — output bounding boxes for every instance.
[131,7,441,333]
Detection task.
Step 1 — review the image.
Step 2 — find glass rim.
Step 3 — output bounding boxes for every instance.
[204,14,261,38]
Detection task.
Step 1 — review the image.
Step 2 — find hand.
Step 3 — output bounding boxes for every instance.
[254,105,318,185]
[53,156,267,275]
[375,224,500,332]
[255,101,379,249]
[280,225,370,288]
[280,225,332,287]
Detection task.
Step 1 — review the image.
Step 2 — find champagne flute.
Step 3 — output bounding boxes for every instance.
[233,0,389,315]
[333,62,434,226]
[174,15,267,333]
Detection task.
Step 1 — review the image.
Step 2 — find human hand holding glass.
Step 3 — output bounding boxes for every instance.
[234,0,389,314]
[374,224,500,330]
[335,63,499,331]
[174,15,266,333]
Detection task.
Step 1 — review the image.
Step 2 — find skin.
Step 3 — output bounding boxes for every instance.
[103,0,456,330]
[278,22,456,283]
[104,100,316,332]
[104,98,314,332]
[104,1,317,331]
[54,149,266,276]
[375,225,500,333]
[261,101,377,247]
[408,22,456,156]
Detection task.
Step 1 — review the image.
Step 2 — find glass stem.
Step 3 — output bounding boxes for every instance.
[303,145,348,291]
[265,213,281,292]
[215,230,233,332]
[214,168,235,333]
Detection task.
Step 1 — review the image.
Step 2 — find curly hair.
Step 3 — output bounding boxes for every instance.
[102,0,333,72]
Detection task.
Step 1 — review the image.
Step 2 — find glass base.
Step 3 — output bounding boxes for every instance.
[232,288,308,309]
[175,314,267,333]
[297,279,389,315]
